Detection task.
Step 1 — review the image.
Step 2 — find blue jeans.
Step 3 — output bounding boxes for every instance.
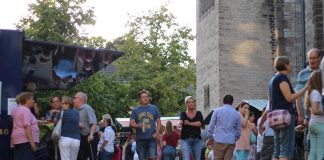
[273,116,295,159]
[181,138,201,160]
[101,150,113,160]
[136,138,157,160]
[308,122,324,160]
[14,142,34,160]
[163,145,177,160]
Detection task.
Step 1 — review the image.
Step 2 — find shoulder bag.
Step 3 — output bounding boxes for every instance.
[51,110,64,142]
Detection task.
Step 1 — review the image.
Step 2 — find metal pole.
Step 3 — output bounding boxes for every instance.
[300,0,306,67]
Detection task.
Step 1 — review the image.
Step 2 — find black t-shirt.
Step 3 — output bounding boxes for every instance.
[269,73,295,114]
[180,111,203,140]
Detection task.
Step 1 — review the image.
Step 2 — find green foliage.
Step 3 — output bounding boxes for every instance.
[111,6,196,115]
[72,72,130,118]
[16,0,95,44]
[17,0,122,119]
[36,72,130,119]
[20,2,196,118]
[78,36,107,48]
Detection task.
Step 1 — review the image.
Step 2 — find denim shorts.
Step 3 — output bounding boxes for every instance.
[235,150,249,160]
[273,116,295,159]
[136,138,157,159]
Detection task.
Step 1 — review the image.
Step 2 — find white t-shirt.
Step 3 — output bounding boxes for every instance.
[256,118,264,153]
[264,102,274,136]
[99,126,115,152]
[208,150,214,160]
[310,89,324,124]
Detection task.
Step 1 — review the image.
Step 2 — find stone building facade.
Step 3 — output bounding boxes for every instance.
[274,0,303,84]
[196,0,275,115]
[305,0,324,51]
[196,0,322,115]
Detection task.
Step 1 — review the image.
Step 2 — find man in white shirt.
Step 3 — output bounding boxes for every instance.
[258,102,275,160]
[256,117,264,160]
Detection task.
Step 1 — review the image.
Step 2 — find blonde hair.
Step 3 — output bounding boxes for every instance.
[185,96,195,104]
[62,96,73,108]
[304,71,322,109]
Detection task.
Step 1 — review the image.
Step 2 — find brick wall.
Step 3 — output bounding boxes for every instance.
[305,0,324,51]
[196,0,274,115]
[196,0,220,115]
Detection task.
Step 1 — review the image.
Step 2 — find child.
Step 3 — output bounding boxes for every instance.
[205,140,213,160]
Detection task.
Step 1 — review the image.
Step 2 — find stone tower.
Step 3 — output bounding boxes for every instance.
[305,0,324,51]
[196,0,275,115]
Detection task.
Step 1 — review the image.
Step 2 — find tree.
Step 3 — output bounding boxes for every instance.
[18,1,196,117]
[16,0,95,44]
[37,72,130,122]
[112,6,196,115]
[78,36,107,48]
[17,0,122,120]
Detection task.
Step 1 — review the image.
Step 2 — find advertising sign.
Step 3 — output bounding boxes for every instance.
[22,40,123,90]
[7,98,16,115]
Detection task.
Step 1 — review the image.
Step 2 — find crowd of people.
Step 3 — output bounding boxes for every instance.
[204,48,324,160]
[127,48,324,160]
[11,92,100,160]
[9,48,324,160]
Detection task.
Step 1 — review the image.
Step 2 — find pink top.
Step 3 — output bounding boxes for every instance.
[11,105,40,144]
[235,118,251,150]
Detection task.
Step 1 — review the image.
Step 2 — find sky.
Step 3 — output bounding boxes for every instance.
[0,0,196,59]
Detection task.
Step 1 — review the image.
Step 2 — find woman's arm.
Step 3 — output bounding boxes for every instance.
[184,120,202,127]
[251,123,257,135]
[184,111,203,127]
[311,101,324,115]
[280,81,307,102]
[159,135,163,148]
[241,110,249,127]
[162,140,167,147]
[100,140,108,152]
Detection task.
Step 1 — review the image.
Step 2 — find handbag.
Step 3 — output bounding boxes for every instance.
[51,110,63,142]
[267,109,291,129]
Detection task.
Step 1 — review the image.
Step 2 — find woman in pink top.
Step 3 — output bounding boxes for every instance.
[11,92,40,160]
[235,102,251,160]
